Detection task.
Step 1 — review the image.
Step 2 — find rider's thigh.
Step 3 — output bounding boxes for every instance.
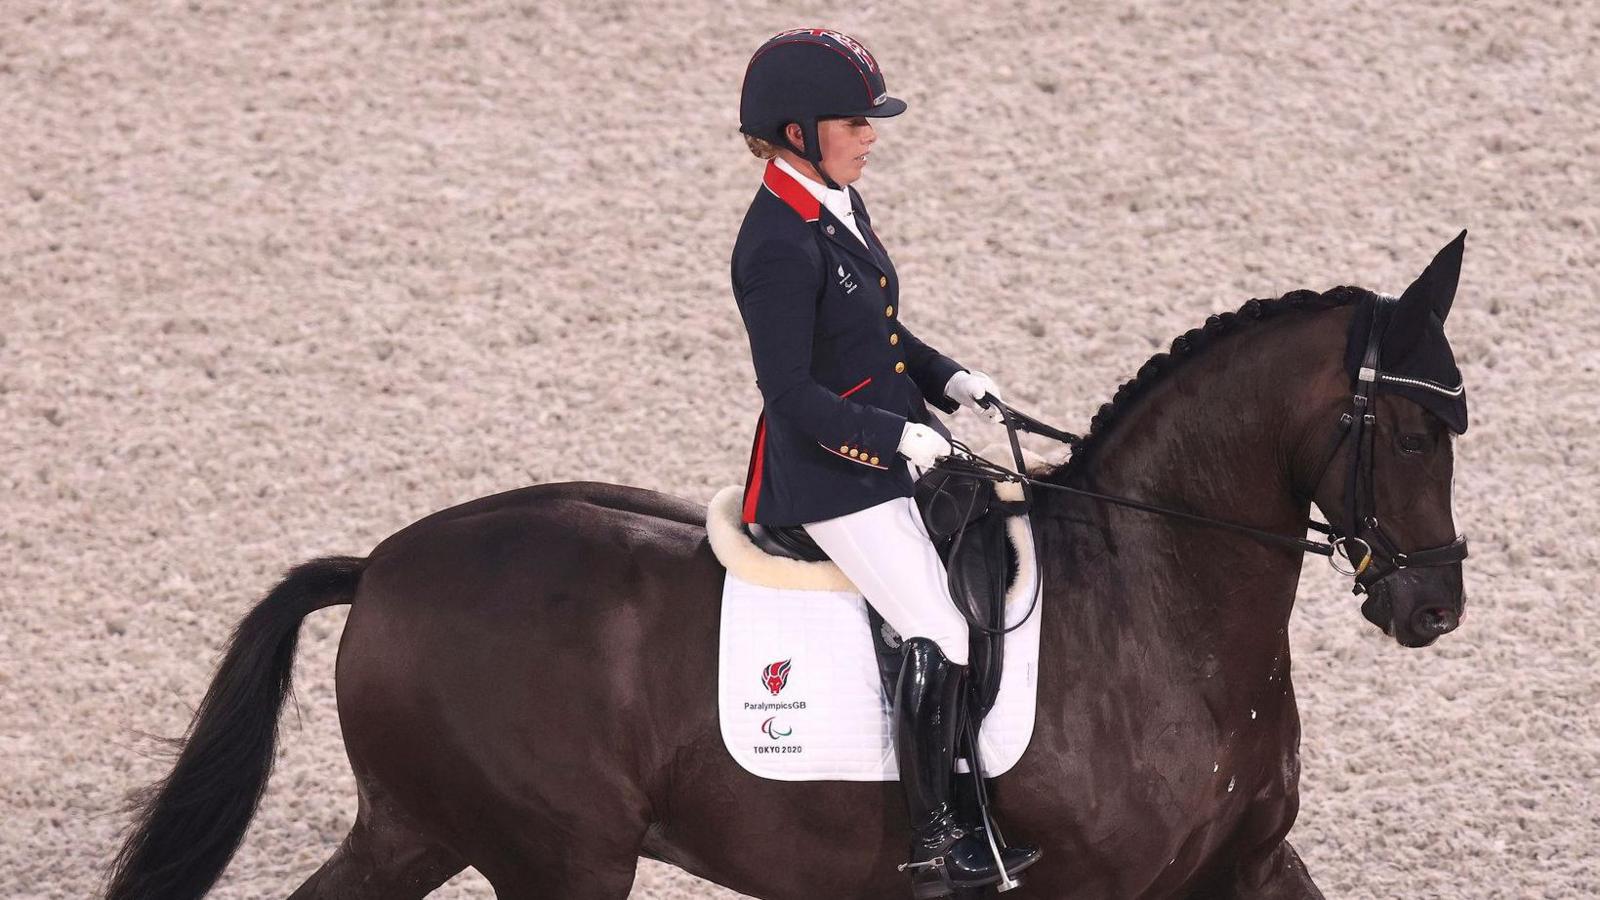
[802,495,970,665]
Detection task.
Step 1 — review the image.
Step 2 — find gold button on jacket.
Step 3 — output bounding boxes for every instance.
[889,333,899,345]
[884,305,894,317]
[879,276,888,288]
[894,361,906,373]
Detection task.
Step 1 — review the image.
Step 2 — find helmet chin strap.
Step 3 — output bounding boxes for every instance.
[782,119,843,191]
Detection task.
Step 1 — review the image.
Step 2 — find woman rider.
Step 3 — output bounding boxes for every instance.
[731,28,1041,896]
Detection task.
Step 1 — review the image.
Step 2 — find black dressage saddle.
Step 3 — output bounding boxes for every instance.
[743,463,1030,727]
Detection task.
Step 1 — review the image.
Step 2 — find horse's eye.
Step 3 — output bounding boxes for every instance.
[1398,433,1427,454]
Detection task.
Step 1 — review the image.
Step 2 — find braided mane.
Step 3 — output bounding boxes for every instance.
[1043,284,1373,481]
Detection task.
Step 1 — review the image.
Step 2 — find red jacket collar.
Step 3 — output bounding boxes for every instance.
[762,160,821,222]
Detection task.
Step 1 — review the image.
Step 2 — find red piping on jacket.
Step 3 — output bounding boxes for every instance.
[742,414,768,523]
[840,376,872,397]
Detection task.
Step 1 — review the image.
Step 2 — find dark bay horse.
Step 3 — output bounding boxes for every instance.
[107,237,1472,900]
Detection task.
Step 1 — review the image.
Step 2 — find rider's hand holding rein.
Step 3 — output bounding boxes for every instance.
[898,366,1006,469]
[944,369,1005,423]
[897,422,952,470]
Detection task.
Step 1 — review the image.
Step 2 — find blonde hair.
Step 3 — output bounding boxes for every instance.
[744,134,780,160]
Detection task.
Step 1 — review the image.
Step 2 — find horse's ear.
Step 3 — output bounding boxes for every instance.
[1403,230,1466,321]
[1388,230,1466,353]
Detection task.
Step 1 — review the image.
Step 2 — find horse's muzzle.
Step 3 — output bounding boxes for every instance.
[1361,570,1464,648]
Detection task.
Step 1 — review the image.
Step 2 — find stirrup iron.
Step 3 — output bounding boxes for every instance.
[897,855,959,900]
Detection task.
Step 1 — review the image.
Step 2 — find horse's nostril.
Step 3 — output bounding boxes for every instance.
[1418,606,1459,634]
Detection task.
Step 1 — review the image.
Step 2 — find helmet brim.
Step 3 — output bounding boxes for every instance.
[862,96,907,118]
[827,95,907,119]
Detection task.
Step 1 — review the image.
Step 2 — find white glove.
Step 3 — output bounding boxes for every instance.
[944,369,1005,423]
[897,422,952,470]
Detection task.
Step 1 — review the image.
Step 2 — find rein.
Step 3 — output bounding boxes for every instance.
[943,440,1338,560]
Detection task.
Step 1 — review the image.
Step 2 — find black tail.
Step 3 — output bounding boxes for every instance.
[105,555,366,900]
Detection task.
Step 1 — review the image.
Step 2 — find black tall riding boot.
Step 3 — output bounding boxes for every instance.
[894,637,1041,898]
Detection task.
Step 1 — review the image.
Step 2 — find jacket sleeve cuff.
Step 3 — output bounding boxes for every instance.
[816,407,907,470]
[923,358,966,414]
[942,370,969,403]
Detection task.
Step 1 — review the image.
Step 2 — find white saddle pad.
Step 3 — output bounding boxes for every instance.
[705,457,1050,782]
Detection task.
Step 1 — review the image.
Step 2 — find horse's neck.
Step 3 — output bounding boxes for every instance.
[1045,311,1344,673]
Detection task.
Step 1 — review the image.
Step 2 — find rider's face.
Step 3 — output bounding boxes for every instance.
[817,116,876,185]
[784,116,877,186]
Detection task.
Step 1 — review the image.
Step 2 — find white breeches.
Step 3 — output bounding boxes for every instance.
[801,484,970,666]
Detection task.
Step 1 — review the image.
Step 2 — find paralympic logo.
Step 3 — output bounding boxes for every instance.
[760,716,793,740]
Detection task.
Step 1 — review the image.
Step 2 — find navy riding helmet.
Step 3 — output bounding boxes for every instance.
[739,29,907,189]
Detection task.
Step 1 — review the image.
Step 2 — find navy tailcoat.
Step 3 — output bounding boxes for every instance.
[731,160,966,526]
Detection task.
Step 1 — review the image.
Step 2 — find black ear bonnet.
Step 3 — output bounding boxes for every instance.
[1343,230,1469,434]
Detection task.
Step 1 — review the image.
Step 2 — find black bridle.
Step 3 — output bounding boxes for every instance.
[1300,294,1470,593]
[943,295,1468,597]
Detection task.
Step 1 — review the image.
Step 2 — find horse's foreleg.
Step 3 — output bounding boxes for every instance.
[286,796,464,900]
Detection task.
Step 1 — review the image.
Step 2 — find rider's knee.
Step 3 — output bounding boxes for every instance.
[904,629,969,666]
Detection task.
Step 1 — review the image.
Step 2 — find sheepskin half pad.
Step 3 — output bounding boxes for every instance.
[705,443,1053,593]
